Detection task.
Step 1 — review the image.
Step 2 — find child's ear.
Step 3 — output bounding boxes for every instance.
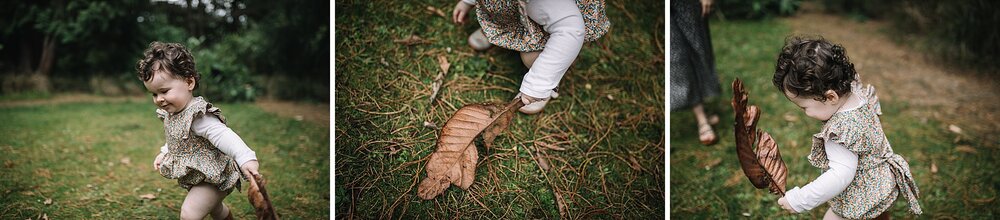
[823,90,840,103]
[186,77,197,91]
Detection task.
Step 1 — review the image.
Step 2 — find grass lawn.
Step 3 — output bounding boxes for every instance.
[669,18,1000,218]
[0,100,330,218]
[335,0,664,218]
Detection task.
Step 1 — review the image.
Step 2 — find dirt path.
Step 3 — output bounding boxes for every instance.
[0,94,330,127]
[783,6,1000,143]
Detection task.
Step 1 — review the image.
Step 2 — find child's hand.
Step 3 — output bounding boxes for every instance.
[452,1,473,25]
[778,197,796,213]
[700,0,713,18]
[153,153,165,171]
[242,160,261,179]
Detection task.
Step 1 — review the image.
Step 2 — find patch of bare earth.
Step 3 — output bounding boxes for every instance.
[0,94,145,108]
[255,99,330,127]
[783,8,1000,144]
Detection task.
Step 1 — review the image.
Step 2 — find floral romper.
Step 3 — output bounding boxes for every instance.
[808,84,922,219]
[157,97,243,193]
[475,0,611,52]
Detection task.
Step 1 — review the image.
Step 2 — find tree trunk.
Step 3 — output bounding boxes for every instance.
[31,35,56,92]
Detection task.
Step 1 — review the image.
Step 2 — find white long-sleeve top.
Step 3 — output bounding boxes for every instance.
[160,114,258,166]
[784,138,858,213]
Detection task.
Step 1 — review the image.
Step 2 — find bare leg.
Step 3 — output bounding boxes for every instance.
[180,183,229,220]
[210,202,231,219]
[824,208,845,220]
[520,51,541,69]
[693,103,717,145]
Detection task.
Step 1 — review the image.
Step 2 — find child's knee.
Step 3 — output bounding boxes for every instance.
[179,207,204,220]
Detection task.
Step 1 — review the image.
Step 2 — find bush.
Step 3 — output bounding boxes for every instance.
[716,0,803,20]
[187,34,261,102]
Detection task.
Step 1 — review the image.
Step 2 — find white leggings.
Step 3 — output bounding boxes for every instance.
[180,183,231,220]
[519,0,586,98]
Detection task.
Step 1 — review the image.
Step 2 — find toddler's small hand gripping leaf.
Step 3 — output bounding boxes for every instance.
[243,170,279,220]
[417,98,523,200]
[731,79,787,196]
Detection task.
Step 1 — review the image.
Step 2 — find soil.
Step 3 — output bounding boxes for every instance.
[783,5,1000,144]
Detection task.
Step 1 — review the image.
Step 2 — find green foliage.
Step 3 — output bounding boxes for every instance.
[187,35,261,102]
[716,0,802,20]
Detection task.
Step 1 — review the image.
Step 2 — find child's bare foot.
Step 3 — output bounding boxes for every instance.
[468,28,491,51]
[517,92,550,114]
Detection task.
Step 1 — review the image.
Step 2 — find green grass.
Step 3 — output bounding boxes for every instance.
[335,0,664,219]
[0,100,330,219]
[669,18,1000,218]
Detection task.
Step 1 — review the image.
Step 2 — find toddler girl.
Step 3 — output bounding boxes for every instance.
[772,37,922,219]
[452,0,610,114]
[136,42,260,220]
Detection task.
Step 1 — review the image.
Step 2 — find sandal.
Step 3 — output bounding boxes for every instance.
[699,121,718,145]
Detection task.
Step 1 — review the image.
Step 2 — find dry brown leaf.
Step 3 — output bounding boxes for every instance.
[139,194,156,200]
[536,141,566,151]
[701,158,722,170]
[423,121,438,129]
[244,170,280,220]
[948,124,963,134]
[428,55,450,103]
[393,35,430,46]
[627,155,642,171]
[533,151,550,171]
[731,78,788,196]
[955,145,977,154]
[39,213,49,220]
[35,168,51,179]
[782,112,799,122]
[43,197,52,205]
[417,98,524,200]
[426,6,446,17]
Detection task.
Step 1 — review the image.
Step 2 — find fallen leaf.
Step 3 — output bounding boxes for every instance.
[426,6,446,17]
[35,168,52,179]
[701,158,722,170]
[973,197,995,203]
[417,98,524,200]
[948,124,963,134]
[732,78,787,196]
[627,155,642,171]
[782,112,799,122]
[120,157,131,165]
[536,141,566,151]
[44,198,52,205]
[554,190,568,218]
[723,170,745,187]
[3,160,13,168]
[428,55,450,103]
[955,145,977,154]
[930,162,938,174]
[39,213,49,220]
[393,35,430,46]
[139,194,156,200]
[533,150,550,171]
[423,121,438,129]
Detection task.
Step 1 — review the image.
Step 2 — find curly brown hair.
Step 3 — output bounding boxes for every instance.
[772,36,857,102]
[135,42,200,89]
